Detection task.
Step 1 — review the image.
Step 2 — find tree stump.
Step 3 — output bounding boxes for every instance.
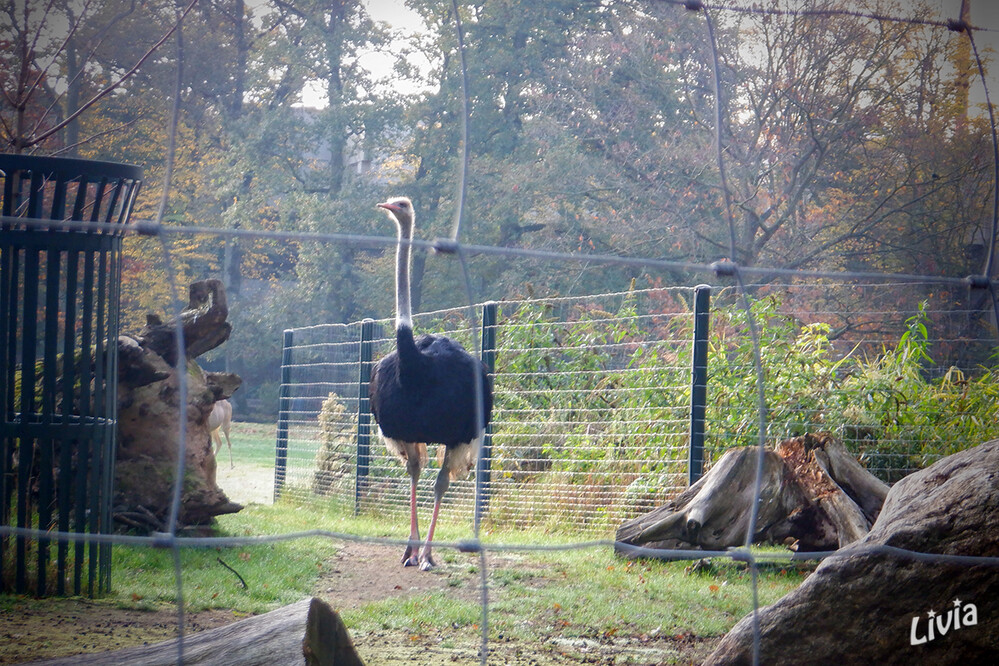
[615,433,889,554]
[705,438,999,664]
[114,279,243,530]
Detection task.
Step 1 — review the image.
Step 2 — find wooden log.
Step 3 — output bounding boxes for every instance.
[616,446,807,554]
[705,439,999,664]
[304,597,365,666]
[136,279,233,366]
[810,435,888,520]
[25,598,365,666]
[616,433,888,554]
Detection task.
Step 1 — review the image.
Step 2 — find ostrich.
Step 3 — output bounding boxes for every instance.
[369,196,493,570]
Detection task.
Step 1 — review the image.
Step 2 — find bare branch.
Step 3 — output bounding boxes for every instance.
[48,115,145,157]
[23,0,198,151]
[19,0,90,115]
[26,0,139,143]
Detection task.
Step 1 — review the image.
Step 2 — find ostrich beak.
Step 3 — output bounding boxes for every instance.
[377,201,399,213]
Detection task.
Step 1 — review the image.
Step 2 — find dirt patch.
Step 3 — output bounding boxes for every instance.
[2,452,723,666]
[0,599,236,664]
[313,542,719,665]
[315,539,484,610]
[215,462,274,506]
[0,539,719,664]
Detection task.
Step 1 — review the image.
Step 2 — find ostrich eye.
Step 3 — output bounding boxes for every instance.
[398,201,409,208]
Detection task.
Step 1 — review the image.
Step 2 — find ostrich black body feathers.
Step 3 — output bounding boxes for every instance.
[370,326,493,447]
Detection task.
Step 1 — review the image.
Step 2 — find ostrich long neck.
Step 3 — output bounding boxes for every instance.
[395,221,413,330]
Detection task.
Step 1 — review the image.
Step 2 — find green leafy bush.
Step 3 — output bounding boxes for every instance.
[497,290,998,499]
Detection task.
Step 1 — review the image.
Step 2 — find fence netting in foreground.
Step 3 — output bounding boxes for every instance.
[275,280,998,535]
[3,0,999,664]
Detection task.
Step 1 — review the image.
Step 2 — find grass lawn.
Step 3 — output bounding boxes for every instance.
[98,496,811,664]
[0,419,814,664]
[225,420,277,467]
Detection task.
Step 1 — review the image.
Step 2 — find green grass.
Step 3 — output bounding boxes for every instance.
[103,497,810,646]
[109,502,338,613]
[487,547,804,638]
[227,420,277,467]
[342,536,810,643]
[1,420,813,662]
[91,456,812,663]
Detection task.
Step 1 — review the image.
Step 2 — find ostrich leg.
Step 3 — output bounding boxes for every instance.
[418,465,450,571]
[403,457,422,567]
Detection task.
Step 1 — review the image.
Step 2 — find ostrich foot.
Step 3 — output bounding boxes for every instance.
[402,544,420,567]
[418,548,436,571]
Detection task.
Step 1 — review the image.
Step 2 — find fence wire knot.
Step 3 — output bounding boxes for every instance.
[965,274,991,289]
[710,259,738,277]
[433,238,460,255]
[457,539,483,553]
[133,220,163,237]
[946,19,969,33]
[150,532,175,549]
[728,547,755,564]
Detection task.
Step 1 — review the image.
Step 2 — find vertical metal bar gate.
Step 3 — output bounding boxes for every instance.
[0,154,142,596]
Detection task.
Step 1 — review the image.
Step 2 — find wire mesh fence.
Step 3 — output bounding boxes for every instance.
[2,0,999,664]
[275,279,999,536]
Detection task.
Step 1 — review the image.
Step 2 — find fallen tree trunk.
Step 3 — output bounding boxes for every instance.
[616,433,888,554]
[26,597,364,666]
[705,438,999,664]
[114,279,244,529]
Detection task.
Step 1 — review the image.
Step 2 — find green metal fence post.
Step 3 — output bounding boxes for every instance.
[475,302,497,529]
[355,319,375,515]
[274,330,293,500]
[689,285,711,484]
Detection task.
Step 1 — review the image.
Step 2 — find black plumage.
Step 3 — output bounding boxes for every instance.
[368,196,493,570]
[371,329,493,446]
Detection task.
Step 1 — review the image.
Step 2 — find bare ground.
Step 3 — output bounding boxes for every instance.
[1,464,718,665]
[1,539,717,665]
[215,461,274,507]
[316,540,719,665]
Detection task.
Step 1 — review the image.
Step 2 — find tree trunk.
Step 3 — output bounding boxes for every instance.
[115,279,243,530]
[26,597,364,666]
[705,438,999,665]
[616,433,888,555]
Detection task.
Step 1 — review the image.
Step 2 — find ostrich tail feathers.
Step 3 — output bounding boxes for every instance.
[441,441,477,481]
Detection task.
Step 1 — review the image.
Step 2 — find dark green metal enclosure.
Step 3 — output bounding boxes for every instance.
[0,154,142,596]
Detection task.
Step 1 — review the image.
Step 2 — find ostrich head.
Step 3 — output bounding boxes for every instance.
[377,197,414,238]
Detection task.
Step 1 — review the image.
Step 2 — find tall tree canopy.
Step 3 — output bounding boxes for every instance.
[3,0,995,412]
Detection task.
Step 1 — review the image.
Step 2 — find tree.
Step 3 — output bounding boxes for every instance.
[0,0,193,154]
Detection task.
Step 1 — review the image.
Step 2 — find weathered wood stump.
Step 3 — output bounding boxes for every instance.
[705,438,999,664]
[114,279,243,530]
[25,597,364,665]
[616,433,888,554]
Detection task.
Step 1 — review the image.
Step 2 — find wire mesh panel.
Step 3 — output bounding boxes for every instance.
[278,287,699,535]
[704,280,999,482]
[0,154,142,596]
[274,320,369,506]
[486,288,696,532]
[276,280,998,536]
